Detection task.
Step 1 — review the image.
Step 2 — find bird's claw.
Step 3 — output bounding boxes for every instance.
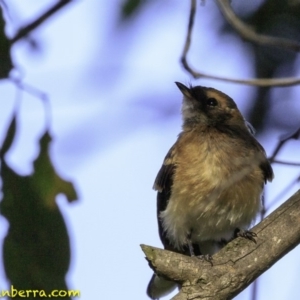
[196,254,213,266]
[235,229,257,244]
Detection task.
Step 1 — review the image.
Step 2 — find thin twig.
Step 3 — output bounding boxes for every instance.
[266,174,300,212]
[12,78,48,101]
[216,0,300,52]
[253,128,300,299]
[11,0,74,44]
[269,127,300,162]
[270,160,300,167]
[181,0,196,60]
[251,279,259,300]
[180,0,300,87]
[266,128,300,209]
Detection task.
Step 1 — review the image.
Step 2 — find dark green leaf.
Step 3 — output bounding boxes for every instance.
[121,0,147,19]
[32,131,78,207]
[0,6,13,79]
[0,129,78,298]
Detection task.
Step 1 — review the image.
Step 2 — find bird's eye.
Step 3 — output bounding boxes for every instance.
[206,98,218,107]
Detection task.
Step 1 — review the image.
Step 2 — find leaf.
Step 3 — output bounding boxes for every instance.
[0,129,78,297]
[121,0,148,19]
[32,131,78,208]
[0,6,14,79]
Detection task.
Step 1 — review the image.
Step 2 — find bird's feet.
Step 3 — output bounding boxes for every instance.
[234,228,257,244]
[196,254,213,266]
[186,237,213,265]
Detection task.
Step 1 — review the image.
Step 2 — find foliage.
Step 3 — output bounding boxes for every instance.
[0,115,77,299]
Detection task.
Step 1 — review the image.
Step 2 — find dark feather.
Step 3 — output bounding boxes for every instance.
[153,164,175,193]
[260,159,274,183]
[156,191,173,250]
[153,143,177,192]
[153,147,177,251]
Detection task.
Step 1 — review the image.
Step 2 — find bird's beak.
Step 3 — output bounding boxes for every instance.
[175,82,192,99]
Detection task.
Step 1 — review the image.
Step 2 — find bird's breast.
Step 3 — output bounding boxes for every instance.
[160,132,264,250]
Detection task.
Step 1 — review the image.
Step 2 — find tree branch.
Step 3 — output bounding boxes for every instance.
[10,0,74,44]
[215,0,300,52]
[141,189,300,299]
[270,160,300,167]
[180,0,300,87]
[269,127,300,162]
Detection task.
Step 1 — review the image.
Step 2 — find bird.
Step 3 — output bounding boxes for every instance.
[146,82,274,300]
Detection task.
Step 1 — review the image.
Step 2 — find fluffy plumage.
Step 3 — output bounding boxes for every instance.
[147,82,273,300]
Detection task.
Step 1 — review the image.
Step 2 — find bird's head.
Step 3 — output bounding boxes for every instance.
[175,82,247,131]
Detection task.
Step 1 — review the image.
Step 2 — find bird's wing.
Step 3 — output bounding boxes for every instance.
[153,145,176,193]
[247,133,274,183]
[258,147,274,183]
[244,122,274,183]
[153,144,177,250]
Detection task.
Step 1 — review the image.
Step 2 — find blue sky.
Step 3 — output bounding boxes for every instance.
[0,1,300,299]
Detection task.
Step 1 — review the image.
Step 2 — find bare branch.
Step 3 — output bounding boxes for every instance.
[141,190,300,299]
[180,0,300,87]
[269,127,300,162]
[215,0,300,52]
[11,0,74,44]
[266,174,300,212]
[270,160,300,167]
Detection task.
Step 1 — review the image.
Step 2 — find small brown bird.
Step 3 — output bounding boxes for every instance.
[147,82,274,299]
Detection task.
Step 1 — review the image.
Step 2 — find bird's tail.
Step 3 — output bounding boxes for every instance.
[147,273,177,300]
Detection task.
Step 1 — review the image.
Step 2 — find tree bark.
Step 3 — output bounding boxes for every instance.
[141,189,300,299]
